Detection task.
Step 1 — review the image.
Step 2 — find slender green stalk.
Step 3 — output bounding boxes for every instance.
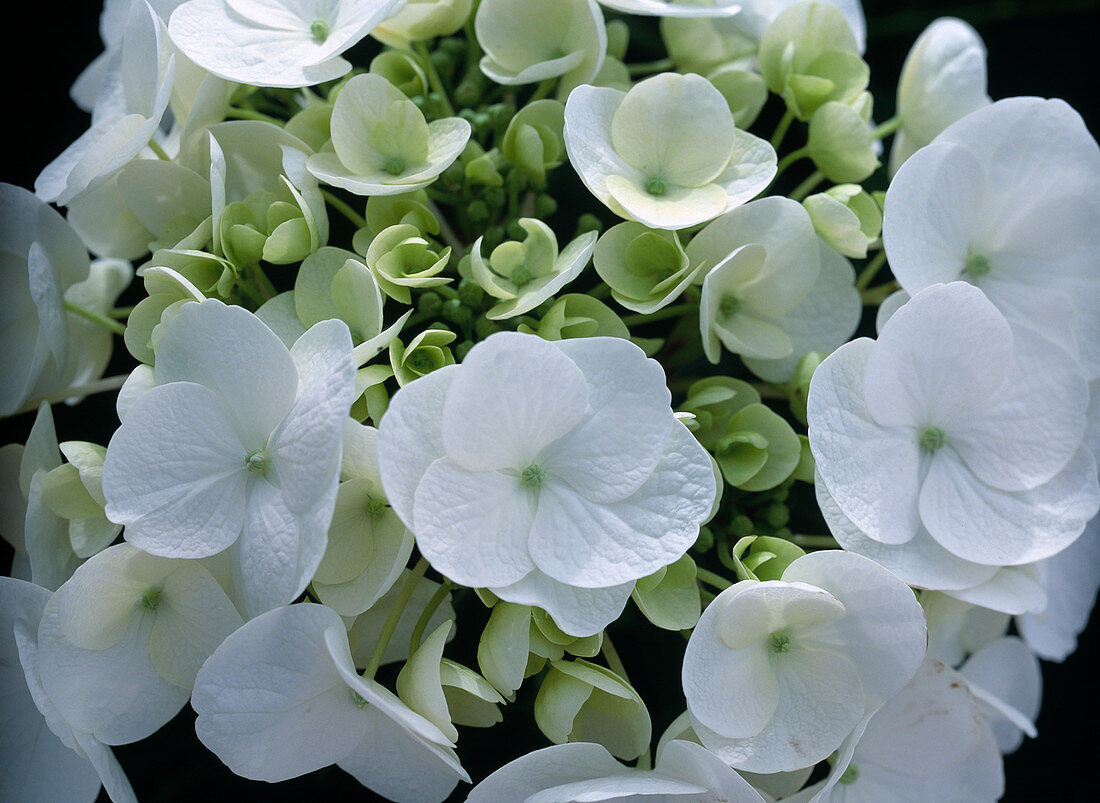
[14,374,130,415]
[870,116,901,141]
[861,281,900,307]
[529,78,557,102]
[628,57,674,77]
[322,189,367,229]
[772,146,810,183]
[414,41,456,117]
[64,300,126,336]
[770,110,796,151]
[147,138,171,161]
[855,250,888,291]
[791,534,840,549]
[788,170,825,202]
[696,567,733,591]
[364,557,430,680]
[109,306,135,319]
[601,632,631,685]
[409,579,453,654]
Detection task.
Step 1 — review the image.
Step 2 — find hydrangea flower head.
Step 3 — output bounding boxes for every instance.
[377,331,717,636]
[564,72,776,230]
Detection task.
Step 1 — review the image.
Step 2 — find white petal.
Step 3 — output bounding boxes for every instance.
[103,382,248,558]
[441,332,588,472]
[412,459,535,588]
[191,603,365,781]
[808,338,922,544]
[490,571,634,638]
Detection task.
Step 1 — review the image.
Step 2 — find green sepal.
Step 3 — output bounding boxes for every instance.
[714,404,802,492]
[397,620,459,742]
[389,329,457,386]
[631,554,702,631]
[678,376,761,450]
[743,535,806,581]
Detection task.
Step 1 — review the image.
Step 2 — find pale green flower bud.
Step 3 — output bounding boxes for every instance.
[807,100,880,183]
[124,263,215,364]
[364,223,452,304]
[677,376,761,450]
[38,441,120,559]
[370,50,429,98]
[373,0,473,50]
[519,293,631,341]
[534,659,651,760]
[593,223,700,314]
[357,190,440,243]
[389,328,456,386]
[759,2,869,120]
[803,184,883,258]
[660,15,755,75]
[285,94,334,152]
[631,554,702,631]
[502,100,566,184]
[707,65,769,129]
[712,403,801,491]
[787,350,824,424]
[606,19,630,60]
[739,535,806,581]
[218,187,316,268]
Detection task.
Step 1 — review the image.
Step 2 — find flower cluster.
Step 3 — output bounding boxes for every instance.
[2,1,1097,801]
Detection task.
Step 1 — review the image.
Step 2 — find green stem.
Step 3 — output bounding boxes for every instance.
[628,57,674,77]
[109,305,134,319]
[870,116,901,141]
[601,632,631,685]
[247,262,278,302]
[621,302,698,328]
[696,567,733,591]
[588,282,612,301]
[791,534,839,549]
[409,578,453,654]
[772,146,810,184]
[225,106,282,124]
[770,110,796,151]
[365,557,430,680]
[147,138,171,161]
[529,78,557,102]
[64,300,126,336]
[788,170,825,202]
[855,250,888,291]
[14,374,130,415]
[415,41,456,117]
[751,382,787,400]
[322,189,367,230]
[861,281,900,307]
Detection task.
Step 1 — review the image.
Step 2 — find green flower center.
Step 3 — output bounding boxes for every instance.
[511,265,533,287]
[366,497,387,518]
[919,427,946,452]
[964,253,991,277]
[839,763,860,785]
[769,632,791,653]
[384,157,406,176]
[245,449,269,474]
[720,294,741,317]
[521,464,547,488]
[645,176,668,196]
[406,349,433,374]
[310,19,330,43]
[142,589,161,611]
[351,690,369,709]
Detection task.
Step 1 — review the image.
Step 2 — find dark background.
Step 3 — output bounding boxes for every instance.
[3,1,1098,800]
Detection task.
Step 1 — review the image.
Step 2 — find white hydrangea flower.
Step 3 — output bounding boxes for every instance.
[883,97,1100,380]
[733,0,866,53]
[306,74,471,197]
[377,331,717,637]
[688,197,858,373]
[888,17,990,175]
[784,658,1004,803]
[0,577,137,803]
[33,543,243,746]
[191,602,469,801]
[476,0,606,96]
[101,299,356,618]
[36,0,175,206]
[467,739,765,802]
[957,636,1040,755]
[564,72,776,230]
[809,283,1098,608]
[167,0,407,88]
[682,550,927,774]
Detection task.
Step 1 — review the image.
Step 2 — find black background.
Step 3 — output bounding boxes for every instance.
[2,1,1098,800]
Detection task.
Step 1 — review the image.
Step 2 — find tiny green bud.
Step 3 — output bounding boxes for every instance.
[535,194,558,218]
[142,588,161,611]
[731,514,754,537]
[455,340,475,361]
[467,200,491,222]
[506,220,527,241]
[245,449,268,474]
[575,213,603,236]
[920,427,946,451]
[310,18,330,43]
[474,317,502,340]
[511,265,533,287]
[522,464,547,488]
[764,504,789,528]
[693,526,715,553]
[458,278,485,308]
[965,253,991,277]
[384,157,406,176]
[720,294,741,317]
[645,176,667,196]
[442,298,473,328]
[366,497,387,517]
[418,290,444,316]
[484,188,507,208]
[770,632,791,653]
